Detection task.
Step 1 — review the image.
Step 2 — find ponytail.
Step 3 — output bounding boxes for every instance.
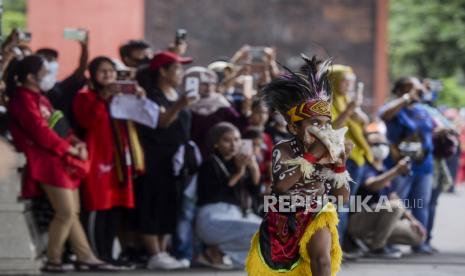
[4,55,44,97]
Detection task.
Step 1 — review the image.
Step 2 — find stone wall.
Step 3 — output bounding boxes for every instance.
[144,0,387,111]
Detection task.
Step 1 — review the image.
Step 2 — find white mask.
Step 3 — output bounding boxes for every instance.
[39,72,57,92]
[47,61,59,77]
[371,144,390,161]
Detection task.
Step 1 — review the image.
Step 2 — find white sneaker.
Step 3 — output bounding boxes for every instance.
[146,252,185,270]
[179,258,191,268]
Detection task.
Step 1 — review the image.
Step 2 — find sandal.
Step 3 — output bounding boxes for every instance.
[42,262,74,273]
[197,252,234,270]
[74,261,126,272]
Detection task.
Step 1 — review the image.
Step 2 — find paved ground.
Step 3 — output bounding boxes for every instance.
[46,186,465,275]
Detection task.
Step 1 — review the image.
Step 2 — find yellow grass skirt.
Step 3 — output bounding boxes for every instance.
[245,203,342,275]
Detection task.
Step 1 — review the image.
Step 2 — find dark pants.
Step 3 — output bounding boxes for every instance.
[81,209,120,262]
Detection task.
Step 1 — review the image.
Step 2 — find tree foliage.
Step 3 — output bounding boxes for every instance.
[1,0,26,38]
[389,0,465,107]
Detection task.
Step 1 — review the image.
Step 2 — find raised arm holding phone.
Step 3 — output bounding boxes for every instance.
[133,51,198,270]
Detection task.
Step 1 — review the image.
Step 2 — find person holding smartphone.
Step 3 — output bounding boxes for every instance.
[328,65,373,253]
[135,51,196,270]
[36,29,89,130]
[186,66,248,157]
[73,56,145,266]
[196,122,260,269]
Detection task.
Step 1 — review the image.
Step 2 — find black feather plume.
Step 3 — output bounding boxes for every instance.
[260,54,333,118]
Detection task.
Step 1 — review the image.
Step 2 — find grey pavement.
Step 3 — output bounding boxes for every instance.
[45,186,465,276]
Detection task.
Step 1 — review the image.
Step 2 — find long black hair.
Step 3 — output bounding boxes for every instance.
[4,55,44,97]
[136,63,174,96]
[88,56,116,91]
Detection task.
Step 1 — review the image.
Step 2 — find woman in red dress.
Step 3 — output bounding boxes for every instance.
[73,56,144,262]
[7,55,113,272]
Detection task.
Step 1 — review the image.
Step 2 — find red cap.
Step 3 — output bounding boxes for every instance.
[149,51,192,70]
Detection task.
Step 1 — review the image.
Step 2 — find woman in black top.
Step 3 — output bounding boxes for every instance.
[135,51,196,270]
[196,122,261,269]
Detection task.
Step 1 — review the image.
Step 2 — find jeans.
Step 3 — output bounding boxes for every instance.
[173,176,198,261]
[338,159,365,245]
[426,186,441,244]
[196,202,261,267]
[391,172,433,243]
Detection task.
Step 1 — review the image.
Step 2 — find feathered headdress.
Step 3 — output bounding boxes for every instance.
[261,54,333,123]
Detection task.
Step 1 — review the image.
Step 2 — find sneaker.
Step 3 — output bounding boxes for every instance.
[343,249,364,261]
[367,247,402,259]
[146,252,185,270]
[179,258,191,268]
[412,244,434,255]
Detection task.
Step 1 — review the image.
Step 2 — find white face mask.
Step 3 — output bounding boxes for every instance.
[39,60,58,92]
[48,61,59,77]
[39,73,57,92]
[371,144,390,161]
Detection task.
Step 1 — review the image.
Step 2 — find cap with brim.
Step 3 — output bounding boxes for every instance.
[149,51,192,70]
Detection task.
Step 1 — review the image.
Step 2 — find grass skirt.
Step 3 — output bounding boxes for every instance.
[245,203,342,275]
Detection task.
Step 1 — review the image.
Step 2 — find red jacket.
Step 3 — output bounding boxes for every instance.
[8,87,78,198]
[73,89,134,211]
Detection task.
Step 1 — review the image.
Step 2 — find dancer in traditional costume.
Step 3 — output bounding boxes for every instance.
[246,55,351,276]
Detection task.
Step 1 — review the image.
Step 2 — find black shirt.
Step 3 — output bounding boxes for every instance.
[197,154,255,208]
[137,87,191,148]
[46,74,86,130]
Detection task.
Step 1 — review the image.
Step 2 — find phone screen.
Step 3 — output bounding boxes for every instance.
[115,80,137,94]
[185,77,200,97]
[249,47,265,63]
[240,139,254,156]
[63,28,87,42]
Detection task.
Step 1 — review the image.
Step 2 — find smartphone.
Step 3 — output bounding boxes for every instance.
[185,77,199,97]
[18,31,32,42]
[114,80,137,94]
[240,139,254,156]
[175,29,187,44]
[355,82,364,105]
[242,75,255,98]
[249,46,266,63]
[117,69,135,81]
[63,28,87,42]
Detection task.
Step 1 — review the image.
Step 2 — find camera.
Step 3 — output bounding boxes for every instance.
[398,141,423,161]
